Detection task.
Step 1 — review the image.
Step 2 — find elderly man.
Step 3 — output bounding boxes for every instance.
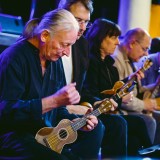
[112,28,159,145]
[0,9,105,160]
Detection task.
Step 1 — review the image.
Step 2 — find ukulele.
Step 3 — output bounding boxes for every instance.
[101,58,153,95]
[35,81,136,154]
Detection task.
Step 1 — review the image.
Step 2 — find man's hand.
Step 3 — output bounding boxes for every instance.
[122,91,134,104]
[143,98,159,112]
[42,82,80,113]
[80,98,118,131]
[129,69,145,81]
[52,82,80,106]
[80,108,98,131]
[94,98,118,112]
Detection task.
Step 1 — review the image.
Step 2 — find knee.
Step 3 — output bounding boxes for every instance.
[98,119,105,133]
[138,115,156,130]
[102,115,127,136]
[112,116,127,131]
[94,119,105,138]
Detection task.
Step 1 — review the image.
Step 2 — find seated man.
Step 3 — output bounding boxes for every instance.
[135,38,160,145]
[112,28,159,145]
[0,9,106,160]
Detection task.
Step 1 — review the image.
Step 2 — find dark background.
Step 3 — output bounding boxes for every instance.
[0,0,120,25]
[0,0,159,53]
[0,0,159,27]
[0,0,159,25]
[0,0,121,53]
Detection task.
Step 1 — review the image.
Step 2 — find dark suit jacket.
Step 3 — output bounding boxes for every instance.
[72,36,89,95]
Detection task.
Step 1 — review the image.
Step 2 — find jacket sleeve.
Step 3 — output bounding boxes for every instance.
[81,59,102,105]
[121,95,145,113]
[112,51,145,113]
[56,106,79,122]
[0,55,43,130]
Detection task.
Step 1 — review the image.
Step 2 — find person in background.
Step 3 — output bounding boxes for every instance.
[0,9,106,160]
[142,58,160,146]
[81,18,154,157]
[58,0,129,158]
[136,37,160,86]
[149,37,160,54]
[138,37,160,87]
[135,54,160,100]
[112,28,159,146]
[57,0,94,114]
[135,37,160,145]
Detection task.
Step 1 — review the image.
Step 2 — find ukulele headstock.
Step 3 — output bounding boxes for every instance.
[143,58,153,71]
[118,81,136,98]
[98,100,113,114]
[98,81,136,114]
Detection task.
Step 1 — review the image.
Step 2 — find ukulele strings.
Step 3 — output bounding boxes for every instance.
[46,109,101,146]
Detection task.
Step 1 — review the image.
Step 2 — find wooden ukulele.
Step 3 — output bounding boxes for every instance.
[101,58,153,95]
[101,81,124,95]
[35,81,136,154]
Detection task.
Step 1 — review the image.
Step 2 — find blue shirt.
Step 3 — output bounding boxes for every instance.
[0,40,78,134]
[141,53,160,85]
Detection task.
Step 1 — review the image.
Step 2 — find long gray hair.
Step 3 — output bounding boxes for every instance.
[18,9,79,40]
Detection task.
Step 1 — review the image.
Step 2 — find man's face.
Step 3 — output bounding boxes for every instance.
[129,36,151,62]
[69,2,91,39]
[41,29,78,61]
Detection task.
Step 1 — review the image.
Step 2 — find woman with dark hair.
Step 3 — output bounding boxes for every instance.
[83,18,123,105]
[82,18,154,158]
[86,18,121,58]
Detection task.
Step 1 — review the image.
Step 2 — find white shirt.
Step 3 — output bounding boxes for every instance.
[62,47,73,84]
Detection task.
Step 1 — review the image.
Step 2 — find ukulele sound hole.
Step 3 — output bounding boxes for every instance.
[59,129,68,139]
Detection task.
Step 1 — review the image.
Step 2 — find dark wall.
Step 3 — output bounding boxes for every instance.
[0,0,120,24]
[0,0,120,53]
[31,0,57,19]
[0,0,31,23]
[27,0,120,23]
[92,0,119,23]
[0,0,157,25]
[152,0,160,4]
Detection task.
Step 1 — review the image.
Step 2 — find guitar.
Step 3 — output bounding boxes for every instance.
[35,81,136,154]
[101,58,153,95]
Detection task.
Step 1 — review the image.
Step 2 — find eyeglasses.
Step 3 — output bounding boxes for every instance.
[136,40,150,52]
[74,17,92,28]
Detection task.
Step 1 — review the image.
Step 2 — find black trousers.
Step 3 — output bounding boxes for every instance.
[122,114,155,156]
[100,114,155,158]
[100,114,127,158]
